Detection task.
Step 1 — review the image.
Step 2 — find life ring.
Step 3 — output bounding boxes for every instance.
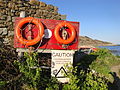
[15,17,44,46]
[54,21,76,44]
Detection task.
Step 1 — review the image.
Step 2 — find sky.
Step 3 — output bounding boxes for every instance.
[40,0,120,44]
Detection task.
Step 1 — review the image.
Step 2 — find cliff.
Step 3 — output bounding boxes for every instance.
[79,36,114,46]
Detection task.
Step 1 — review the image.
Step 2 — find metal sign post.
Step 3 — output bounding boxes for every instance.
[51,50,74,83]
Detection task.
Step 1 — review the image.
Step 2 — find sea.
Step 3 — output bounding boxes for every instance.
[98,46,120,56]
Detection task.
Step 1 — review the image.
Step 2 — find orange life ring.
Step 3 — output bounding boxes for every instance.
[54,21,76,44]
[15,17,44,46]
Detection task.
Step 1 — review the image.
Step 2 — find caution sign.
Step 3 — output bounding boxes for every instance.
[51,50,74,83]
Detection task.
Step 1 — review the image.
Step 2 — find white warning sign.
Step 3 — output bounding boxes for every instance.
[51,50,74,83]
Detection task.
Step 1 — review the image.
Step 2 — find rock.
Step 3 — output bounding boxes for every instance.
[3,38,9,44]
[0,28,8,35]
[17,1,22,4]
[61,15,67,20]
[2,28,8,35]
[8,31,14,36]
[7,16,12,21]
[12,17,16,22]
[0,40,2,46]
[12,9,16,12]
[40,1,46,7]
[0,24,5,27]
[0,15,7,20]
[8,2,13,8]
[0,0,3,2]
[54,6,58,12]
[0,29,3,34]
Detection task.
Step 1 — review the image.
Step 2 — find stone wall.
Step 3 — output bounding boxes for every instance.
[0,0,66,45]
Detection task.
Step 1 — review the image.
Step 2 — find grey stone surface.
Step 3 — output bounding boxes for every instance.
[0,41,2,46]
[0,28,8,35]
[0,29,3,35]
[7,16,12,21]
[3,38,9,44]
[12,17,16,22]
[2,28,7,35]
[8,31,14,36]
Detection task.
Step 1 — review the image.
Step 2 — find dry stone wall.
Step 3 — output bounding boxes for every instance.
[0,0,66,45]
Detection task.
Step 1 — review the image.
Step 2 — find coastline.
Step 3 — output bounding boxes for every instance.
[79,36,116,47]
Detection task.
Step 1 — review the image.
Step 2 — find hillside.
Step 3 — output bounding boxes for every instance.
[79,36,114,46]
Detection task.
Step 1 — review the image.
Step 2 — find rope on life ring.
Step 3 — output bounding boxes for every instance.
[54,21,76,44]
[15,17,44,46]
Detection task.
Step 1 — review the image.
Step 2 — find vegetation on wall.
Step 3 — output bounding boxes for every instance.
[0,44,120,89]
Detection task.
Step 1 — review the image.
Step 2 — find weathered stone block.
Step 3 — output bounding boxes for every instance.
[46,4,54,10]
[15,12,20,16]
[11,10,16,13]
[54,6,58,12]
[0,40,2,46]
[8,31,14,36]
[29,0,39,5]
[36,5,39,9]
[31,5,36,9]
[7,12,11,16]
[0,28,3,34]
[11,4,16,10]
[46,14,52,18]
[12,0,17,3]
[0,2,4,7]
[7,16,12,21]
[17,1,23,4]
[0,12,2,16]
[1,15,7,20]
[8,2,13,8]
[10,13,15,16]
[42,11,48,16]
[0,7,4,9]
[40,1,46,7]
[19,7,26,11]
[61,15,67,20]
[6,8,10,11]
[0,24,6,27]
[12,17,16,22]
[14,5,19,10]
[0,28,8,35]
[52,12,58,15]
[3,37,9,44]
[0,0,3,2]
[1,9,6,14]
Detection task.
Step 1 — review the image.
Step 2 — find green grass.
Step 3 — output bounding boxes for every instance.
[116,55,120,58]
[79,48,120,81]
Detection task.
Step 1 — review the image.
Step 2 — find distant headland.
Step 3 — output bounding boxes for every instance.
[79,36,116,47]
